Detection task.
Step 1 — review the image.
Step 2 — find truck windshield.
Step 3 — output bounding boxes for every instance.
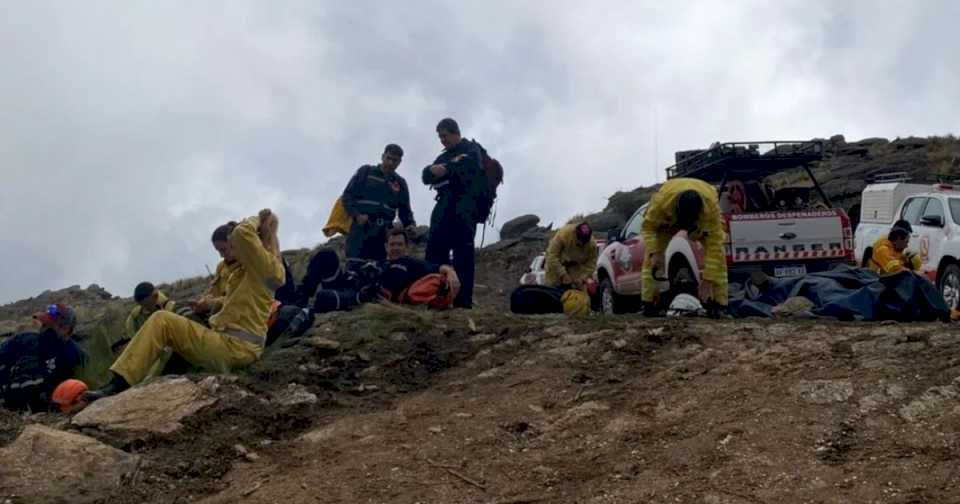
[951,198,960,225]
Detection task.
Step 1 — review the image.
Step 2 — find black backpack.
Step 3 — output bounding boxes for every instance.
[510,285,564,315]
[469,140,503,224]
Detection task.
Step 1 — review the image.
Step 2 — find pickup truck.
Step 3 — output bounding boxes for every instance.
[854,181,960,309]
[595,141,855,314]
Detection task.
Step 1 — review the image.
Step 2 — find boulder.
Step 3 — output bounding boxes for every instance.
[273,383,319,407]
[604,186,659,220]
[500,215,541,239]
[829,134,846,146]
[584,211,625,233]
[0,425,140,504]
[855,137,889,146]
[520,228,553,241]
[303,336,342,352]
[73,376,217,437]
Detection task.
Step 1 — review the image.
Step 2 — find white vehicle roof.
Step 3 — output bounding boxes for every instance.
[860,182,937,224]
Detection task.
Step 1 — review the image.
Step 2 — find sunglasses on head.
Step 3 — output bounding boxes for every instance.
[46,304,62,320]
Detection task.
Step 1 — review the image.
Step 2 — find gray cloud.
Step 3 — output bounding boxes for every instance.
[0,0,957,303]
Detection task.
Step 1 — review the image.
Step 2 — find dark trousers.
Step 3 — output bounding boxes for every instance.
[312,288,361,313]
[345,220,388,263]
[425,220,477,308]
[273,259,298,306]
[297,249,349,307]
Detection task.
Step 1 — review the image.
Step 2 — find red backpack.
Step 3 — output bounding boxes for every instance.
[398,274,459,310]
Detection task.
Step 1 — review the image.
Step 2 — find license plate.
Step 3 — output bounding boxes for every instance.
[774,265,807,278]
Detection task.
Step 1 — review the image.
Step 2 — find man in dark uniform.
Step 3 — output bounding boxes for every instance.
[422,118,483,308]
[342,143,415,270]
[296,228,458,315]
[0,304,86,412]
[380,227,459,301]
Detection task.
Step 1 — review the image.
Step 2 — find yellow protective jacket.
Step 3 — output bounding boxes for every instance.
[322,197,352,238]
[124,291,175,338]
[203,260,243,315]
[207,216,286,342]
[544,224,599,287]
[642,178,726,284]
[868,237,921,275]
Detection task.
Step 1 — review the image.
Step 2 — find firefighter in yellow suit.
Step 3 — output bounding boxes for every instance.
[545,222,598,318]
[85,209,285,401]
[544,222,598,288]
[867,220,922,275]
[641,178,727,314]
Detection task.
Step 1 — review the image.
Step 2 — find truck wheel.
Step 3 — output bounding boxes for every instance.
[598,278,623,315]
[670,261,698,296]
[939,263,960,310]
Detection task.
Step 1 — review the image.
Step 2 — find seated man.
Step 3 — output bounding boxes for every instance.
[0,304,86,411]
[298,227,458,315]
[867,219,922,275]
[125,282,176,339]
[85,210,285,401]
[544,222,597,289]
[379,227,459,303]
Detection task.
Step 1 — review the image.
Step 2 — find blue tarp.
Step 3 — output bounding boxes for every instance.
[728,265,950,322]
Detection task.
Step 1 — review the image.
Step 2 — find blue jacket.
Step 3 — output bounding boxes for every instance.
[0,329,86,411]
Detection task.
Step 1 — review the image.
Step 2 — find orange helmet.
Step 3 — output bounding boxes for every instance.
[52,379,88,413]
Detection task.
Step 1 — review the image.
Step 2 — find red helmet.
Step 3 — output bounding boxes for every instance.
[52,379,88,413]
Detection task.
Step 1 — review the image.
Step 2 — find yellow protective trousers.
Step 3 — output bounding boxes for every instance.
[640,242,729,306]
[111,311,262,386]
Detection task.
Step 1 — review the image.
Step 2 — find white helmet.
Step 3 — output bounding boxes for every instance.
[667,293,704,317]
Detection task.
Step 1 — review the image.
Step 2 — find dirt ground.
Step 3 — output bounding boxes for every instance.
[5,306,960,504]
[194,315,960,504]
[5,243,960,503]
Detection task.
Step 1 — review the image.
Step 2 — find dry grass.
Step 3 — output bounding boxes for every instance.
[74,304,128,388]
[334,302,436,346]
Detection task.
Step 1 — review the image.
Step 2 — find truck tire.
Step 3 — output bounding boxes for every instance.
[598,277,624,315]
[669,259,698,296]
[939,263,960,310]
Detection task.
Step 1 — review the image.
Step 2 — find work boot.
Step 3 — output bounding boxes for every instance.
[83,373,130,403]
[642,302,664,318]
[704,301,731,319]
[284,307,314,339]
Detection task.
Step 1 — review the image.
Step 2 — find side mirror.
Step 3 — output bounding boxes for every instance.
[607,228,621,243]
[920,215,945,228]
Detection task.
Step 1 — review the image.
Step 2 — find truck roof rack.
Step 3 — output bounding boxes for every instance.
[665,141,824,182]
[867,171,911,184]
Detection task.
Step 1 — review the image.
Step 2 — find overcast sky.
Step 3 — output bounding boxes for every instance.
[0,0,957,304]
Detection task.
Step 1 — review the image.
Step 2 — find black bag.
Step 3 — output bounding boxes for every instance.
[510,285,564,314]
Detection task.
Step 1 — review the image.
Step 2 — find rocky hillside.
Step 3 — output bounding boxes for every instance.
[2,134,960,503]
[575,135,960,234]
